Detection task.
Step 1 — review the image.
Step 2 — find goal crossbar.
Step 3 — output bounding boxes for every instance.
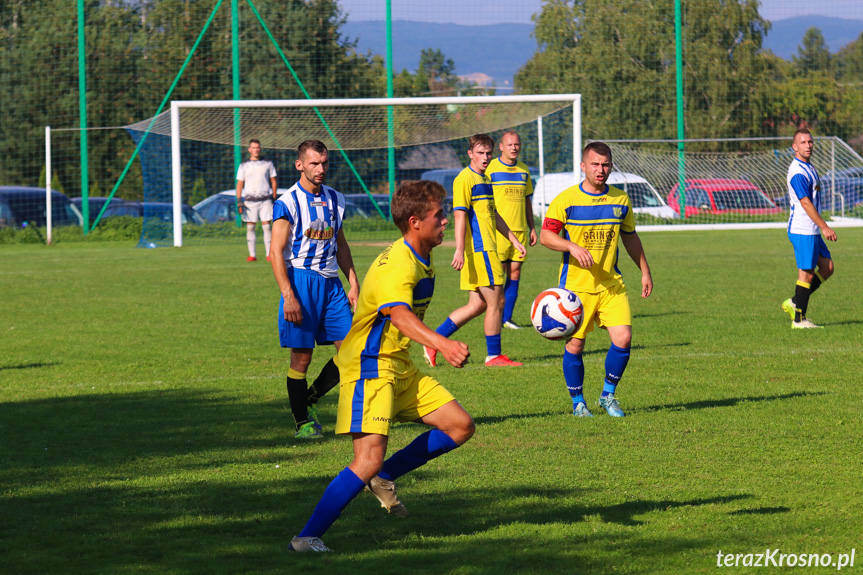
[168,95,582,246]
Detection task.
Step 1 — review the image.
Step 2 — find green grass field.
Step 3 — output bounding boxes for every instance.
[2,229,861,574]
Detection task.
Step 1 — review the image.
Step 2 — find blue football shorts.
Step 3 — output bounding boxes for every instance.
[788,232,831,270]
[278,267,352,348]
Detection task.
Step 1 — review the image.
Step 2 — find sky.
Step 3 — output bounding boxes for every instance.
[336,0,863,25]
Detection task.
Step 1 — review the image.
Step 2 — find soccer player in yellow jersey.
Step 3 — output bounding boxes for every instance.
[426,134,527,369]
[540,142,653,418]
[289,180,475,553]
[486,131,538,329]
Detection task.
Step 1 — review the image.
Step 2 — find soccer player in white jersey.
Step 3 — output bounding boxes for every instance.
[236,139,278,262]
[486,131,538,329]
[781,128,837,329]
[270,140,360,439]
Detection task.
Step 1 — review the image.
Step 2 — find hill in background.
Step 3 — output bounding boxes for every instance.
[343,16,863,88]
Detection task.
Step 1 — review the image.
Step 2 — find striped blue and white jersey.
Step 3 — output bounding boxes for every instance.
[272,181,345,278]
[787,158,822,236]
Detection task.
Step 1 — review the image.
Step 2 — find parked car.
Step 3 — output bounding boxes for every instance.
[103,201,205,225]
[0,186,82,228]
[71,197,124,225]
[532,172,678,219]
[421,166,539,194]
[194,189,370,222]
[668,178,782,217]
[820,167,863,211]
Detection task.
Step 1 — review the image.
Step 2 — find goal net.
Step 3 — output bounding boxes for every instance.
[123,95,582,247]
[601,138,863,228]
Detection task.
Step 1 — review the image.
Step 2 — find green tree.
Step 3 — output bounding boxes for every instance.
[516,0,769,143]
[793,27,832,75]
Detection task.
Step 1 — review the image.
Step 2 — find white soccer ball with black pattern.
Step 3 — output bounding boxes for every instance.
[530,288,584,340]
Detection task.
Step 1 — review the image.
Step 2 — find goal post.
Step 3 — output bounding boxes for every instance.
[164,94,583,247]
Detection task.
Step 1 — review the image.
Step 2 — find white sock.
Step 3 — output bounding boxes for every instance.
[246,227,256,258]
[262,223,272,257]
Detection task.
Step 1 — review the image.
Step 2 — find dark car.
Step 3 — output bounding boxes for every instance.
[668,179,782,217]
[193,193,238,223]
[103,201,204,225]
[70,197,125,226]
[343,193,392,219]
[0,186,82,228]
[821,167,863,212]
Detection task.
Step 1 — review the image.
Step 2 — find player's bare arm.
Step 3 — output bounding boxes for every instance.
[335,228,360,311]
[270,176,278,201]
[270,218,302,324]
[388,305,470,368]
[799,196,837,241]
[620,232,653,298]
[451,210,466,270]
[540,223,594,269]
[525,200,538,246]
[494,212,526,258]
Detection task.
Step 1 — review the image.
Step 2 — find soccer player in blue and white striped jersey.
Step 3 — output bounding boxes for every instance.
[270,140,360,438]
[781,129,837,329]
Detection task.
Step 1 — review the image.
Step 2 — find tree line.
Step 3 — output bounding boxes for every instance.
[1,0,861,200]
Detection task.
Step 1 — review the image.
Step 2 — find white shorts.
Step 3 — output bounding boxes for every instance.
[242,198,274,223]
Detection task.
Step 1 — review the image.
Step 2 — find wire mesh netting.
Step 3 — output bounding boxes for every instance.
[2,0,862,243]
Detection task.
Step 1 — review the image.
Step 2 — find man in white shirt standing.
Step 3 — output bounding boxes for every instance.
[781,128,838,329]
[236,139,278,262]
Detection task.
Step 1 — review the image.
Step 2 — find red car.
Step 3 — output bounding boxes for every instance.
[668,178,782,217]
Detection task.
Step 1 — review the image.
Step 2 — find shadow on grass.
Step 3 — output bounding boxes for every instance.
[633,391,829,414]
[0,389,765,574]
[0,361,62,371]
[729,506,791,515]
[633,311,692,319]
[531,341,691,362]
[824,319,863,326]
[472,410,561,426]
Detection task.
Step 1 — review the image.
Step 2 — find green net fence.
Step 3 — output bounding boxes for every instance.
[2,0,862,243]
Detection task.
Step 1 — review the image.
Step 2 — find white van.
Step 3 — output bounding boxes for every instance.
[532,171,677,219]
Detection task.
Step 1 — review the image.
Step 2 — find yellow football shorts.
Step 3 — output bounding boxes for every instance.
[495,229,529,263]
[571,283,632,340]
[335,371,455,436]
[460,249,504,291]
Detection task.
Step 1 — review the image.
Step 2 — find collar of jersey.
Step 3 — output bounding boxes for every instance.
[402,238,430,267]
[296,181,324,196]
[469,166,487,178]
[579,182,608,197]
[497,157,517,167]
[793,157,812,166]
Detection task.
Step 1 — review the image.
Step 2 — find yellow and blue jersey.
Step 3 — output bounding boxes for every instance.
[545,183,636,294]
[336,238,435,381]
[487,157,533,232]
[453,166,497,253]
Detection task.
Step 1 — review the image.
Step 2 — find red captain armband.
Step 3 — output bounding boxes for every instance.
[542,218,563,233]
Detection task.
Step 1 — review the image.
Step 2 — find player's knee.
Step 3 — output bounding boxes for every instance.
[448,413,475,446]
[613,333,632,349]
[820,260,834,279]
[350,455,384,483]
[261,222,271,231]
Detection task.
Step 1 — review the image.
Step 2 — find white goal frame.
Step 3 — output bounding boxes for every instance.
[169,94,582,247]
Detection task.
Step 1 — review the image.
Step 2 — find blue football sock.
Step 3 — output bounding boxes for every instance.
[503,279,519,323]
[486,334,502,357]
[436,317,459,338]
[378,429,459,481]
[563,350,585,405]
[298,467,366,538]
[602,343,631,397]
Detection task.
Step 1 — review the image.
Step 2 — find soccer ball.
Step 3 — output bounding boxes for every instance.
[530,288,584,340]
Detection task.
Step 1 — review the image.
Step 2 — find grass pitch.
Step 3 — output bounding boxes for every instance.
[1,229,861,574]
